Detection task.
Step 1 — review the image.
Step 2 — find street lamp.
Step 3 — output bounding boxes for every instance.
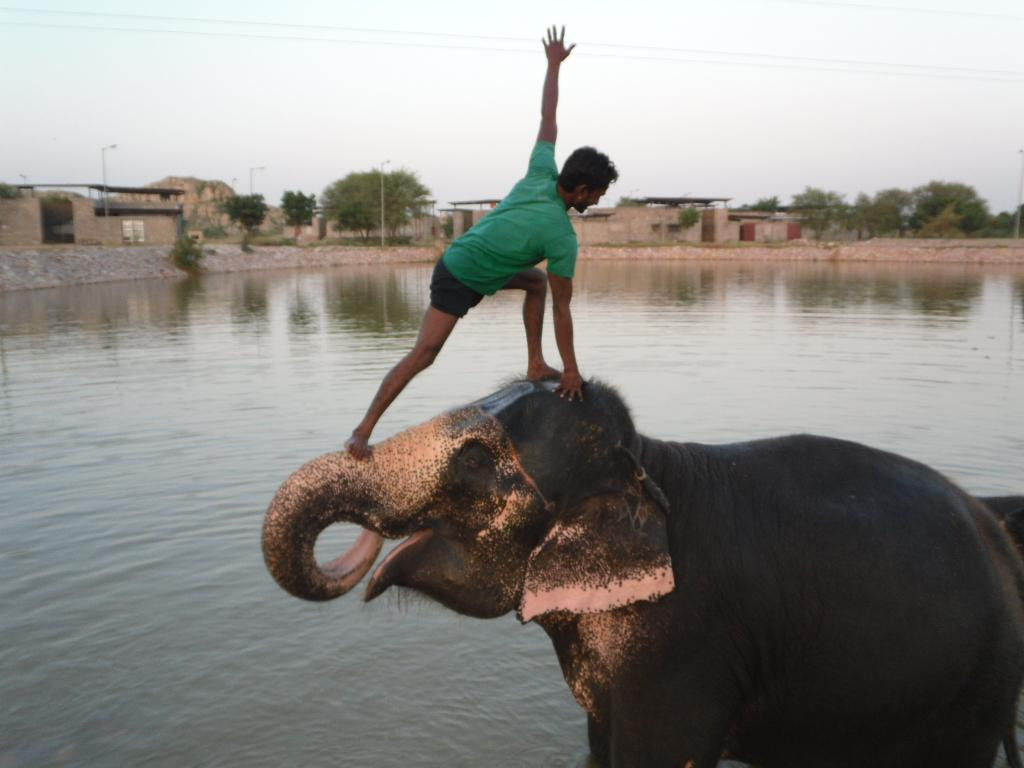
[101,143,117,219]
[1014,149,1024,240]
[249,166,265,195]
[380,159,390,249]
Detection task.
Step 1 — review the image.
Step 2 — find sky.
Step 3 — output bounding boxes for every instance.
[1,0,1023,212]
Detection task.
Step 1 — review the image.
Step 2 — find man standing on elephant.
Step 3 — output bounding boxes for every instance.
[345,25,618,459]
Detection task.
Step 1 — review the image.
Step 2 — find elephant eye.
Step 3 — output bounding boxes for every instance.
[456,441,496,480]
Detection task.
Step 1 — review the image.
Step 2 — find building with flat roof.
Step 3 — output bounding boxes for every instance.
[0,184,185,246]
[442,194,803,245]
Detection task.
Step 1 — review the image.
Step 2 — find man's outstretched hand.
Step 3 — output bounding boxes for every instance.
[543,25,575,65]
[556,370,584,402]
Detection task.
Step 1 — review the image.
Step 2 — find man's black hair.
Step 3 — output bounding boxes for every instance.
[558,147,618,191]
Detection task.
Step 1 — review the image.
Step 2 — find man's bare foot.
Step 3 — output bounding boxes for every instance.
[527,362,561,380]
[345,432,372,459]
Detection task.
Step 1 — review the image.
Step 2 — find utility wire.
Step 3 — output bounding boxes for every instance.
[1,19,1022,84]
[0,6,1019,78]
[754,0,1024,22]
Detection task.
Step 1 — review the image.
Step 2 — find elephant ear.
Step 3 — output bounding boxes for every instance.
[518,476,675,623]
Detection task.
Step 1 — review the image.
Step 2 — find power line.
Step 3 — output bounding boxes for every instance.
[1,19,1022,83]
[0,6,1019,78]
[755,0,1024,21]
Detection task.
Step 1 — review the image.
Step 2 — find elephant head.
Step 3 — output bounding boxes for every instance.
[262,380,675,622]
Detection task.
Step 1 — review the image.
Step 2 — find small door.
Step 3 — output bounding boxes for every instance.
[787,223,802,240]
[740,222,756,241]
[42,199,74,244]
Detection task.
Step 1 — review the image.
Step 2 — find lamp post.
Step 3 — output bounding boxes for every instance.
[380,159,390,249]
[101,143,117,220]
[249,166,265,195]
[1014,149,1024,240]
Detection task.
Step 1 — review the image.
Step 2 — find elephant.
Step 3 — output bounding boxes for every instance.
[263,379,1024,768]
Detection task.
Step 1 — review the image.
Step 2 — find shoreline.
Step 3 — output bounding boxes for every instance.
[2,240,1024,292]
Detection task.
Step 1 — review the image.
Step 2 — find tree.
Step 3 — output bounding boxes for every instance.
[382,169,431,238]
[750,196,780,212]
[678,207,701,229]
[790,187,847,239]
[0,183,19,199]
[280,191,317,238]
[974,210,1015,238]
[321,169,432,242]
[847,193,873,240]
[869,188,913,237]
[849,188,913,238]
[221,194,268,252]
[917,203,965,238]
[910,181,988,235]
[321,173,378,241]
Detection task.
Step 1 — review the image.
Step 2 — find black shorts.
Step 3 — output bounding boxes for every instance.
[430,259,484,318]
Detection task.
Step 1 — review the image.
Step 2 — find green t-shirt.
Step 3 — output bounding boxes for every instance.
[443,141,578,296]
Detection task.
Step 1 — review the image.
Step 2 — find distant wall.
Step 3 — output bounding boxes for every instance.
[451,205,709,245]
[574,206,702,244]
[0,198,43,246]
[70,198,179,245]
[446,205,807,245]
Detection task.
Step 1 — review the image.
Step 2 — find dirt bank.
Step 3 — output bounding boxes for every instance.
[2,240,1023,292]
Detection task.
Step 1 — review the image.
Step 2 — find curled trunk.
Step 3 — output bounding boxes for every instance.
[262,417,459,601]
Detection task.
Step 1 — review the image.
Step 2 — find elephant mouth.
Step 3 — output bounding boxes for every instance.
[364,529,435,602]
[316,527,386,593]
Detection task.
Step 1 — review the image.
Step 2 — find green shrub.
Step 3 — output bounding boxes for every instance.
[678,207,701,229]
[170,235,205,273]
[201,225,229,239]
[0,183,19,199]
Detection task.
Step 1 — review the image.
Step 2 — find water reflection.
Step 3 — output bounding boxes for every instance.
[573,259,996,317]
[288,290,317,334]
[2,261,1019,342]
[324,269,424,335]
[784,270,902,311]
[230,277,270,327]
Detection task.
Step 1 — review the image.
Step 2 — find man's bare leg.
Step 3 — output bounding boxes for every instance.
[502,268,560,380]
[345,307,459,458]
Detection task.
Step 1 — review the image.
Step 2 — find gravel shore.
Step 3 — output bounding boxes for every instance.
[2,240,1023,293]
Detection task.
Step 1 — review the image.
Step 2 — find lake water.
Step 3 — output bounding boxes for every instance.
[1,259,1022,768]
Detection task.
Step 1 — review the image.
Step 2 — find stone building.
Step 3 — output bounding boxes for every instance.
[442,195,803,246]
[0,184,184,246]
[729,210,803,242]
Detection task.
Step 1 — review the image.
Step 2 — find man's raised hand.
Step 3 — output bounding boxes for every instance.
[543,25,575,65]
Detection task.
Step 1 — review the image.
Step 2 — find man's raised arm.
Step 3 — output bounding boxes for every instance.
[538,26,575,144]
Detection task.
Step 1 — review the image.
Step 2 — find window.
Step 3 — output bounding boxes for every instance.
[121,219,145,244]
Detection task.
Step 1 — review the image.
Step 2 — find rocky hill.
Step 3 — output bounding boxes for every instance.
[119,176,284,233]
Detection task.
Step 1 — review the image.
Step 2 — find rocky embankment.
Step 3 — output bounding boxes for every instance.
[0,244,441,292]
[1,240,1023,292]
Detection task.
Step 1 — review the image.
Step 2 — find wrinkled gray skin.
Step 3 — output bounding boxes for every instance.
[263,380,1024,768]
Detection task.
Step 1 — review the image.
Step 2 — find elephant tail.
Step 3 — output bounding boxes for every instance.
[1005,728,1023,768]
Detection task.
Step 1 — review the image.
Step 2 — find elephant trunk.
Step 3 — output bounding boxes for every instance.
[262,418,455,601]
[262,451,389,601]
